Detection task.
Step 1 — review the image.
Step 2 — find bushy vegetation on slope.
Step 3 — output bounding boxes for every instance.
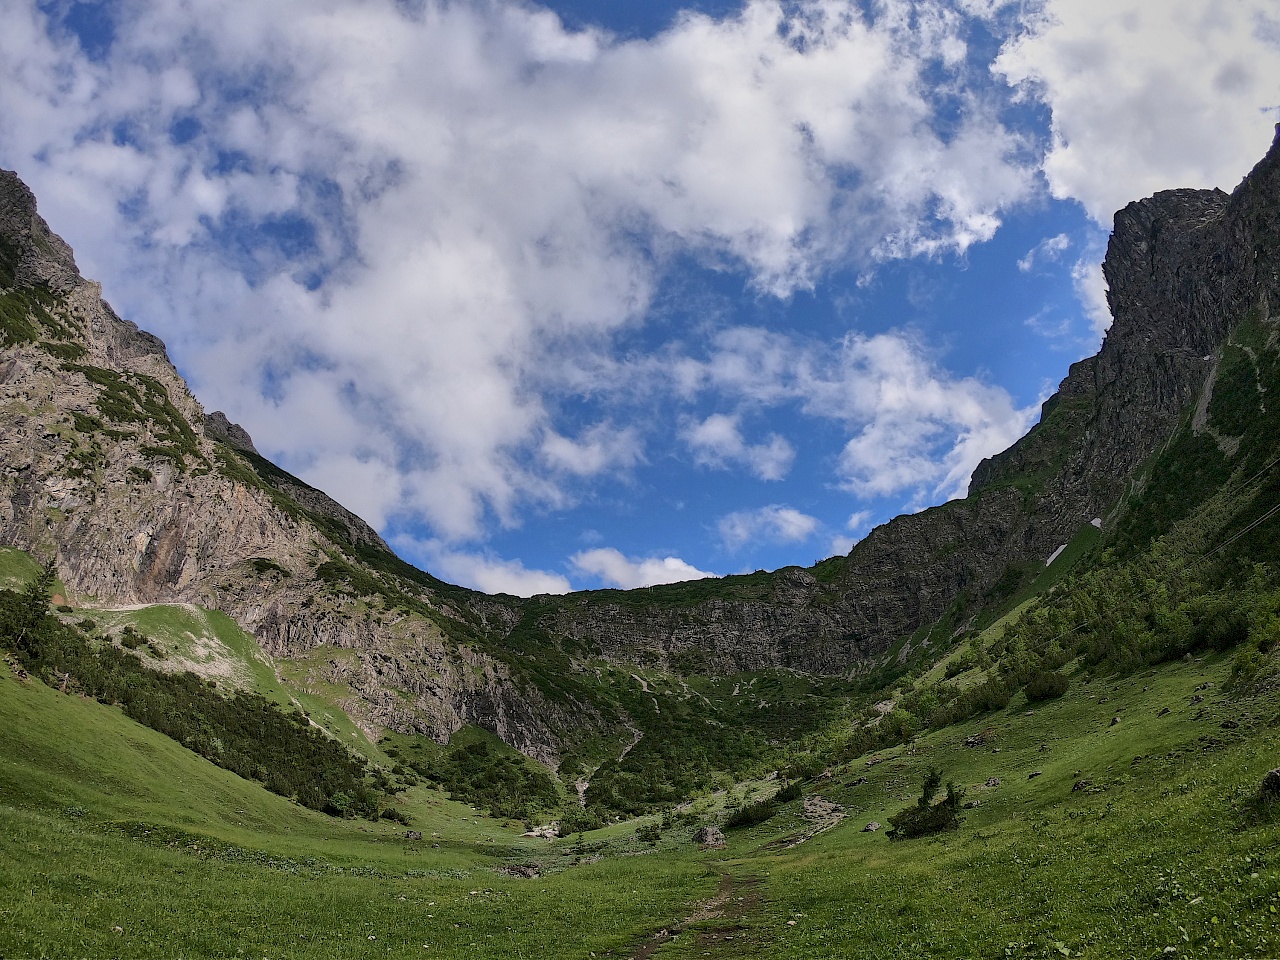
[389,731,560,823]
[0,568,382,817]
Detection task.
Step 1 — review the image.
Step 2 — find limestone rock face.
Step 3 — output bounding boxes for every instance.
[0,167,573,764]
[204,411,259,455]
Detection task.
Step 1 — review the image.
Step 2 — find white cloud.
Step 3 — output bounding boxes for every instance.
[1017,232,1070,272]
[396,538,572,597]
[718,505,820,550]
[685,326,1037,503]
[827,510,872,555]
[846,510,872,531]
[0,0,1035,546]
[541,423,643,477]
[682,413,794,480]
[1072,252,1113,339]
[996,0,1280,223]
[570,548,717,589]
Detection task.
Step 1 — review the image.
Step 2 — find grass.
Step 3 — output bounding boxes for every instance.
[4,623,1278,958]
[641,655,1280,959]
[0,658,718,959]
[0,546,42,590]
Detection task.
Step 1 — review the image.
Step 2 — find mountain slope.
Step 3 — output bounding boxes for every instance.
[0,169,581,763]
[3,126,1280,777]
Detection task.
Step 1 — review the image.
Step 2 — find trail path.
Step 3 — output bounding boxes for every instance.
[628,871,761,959]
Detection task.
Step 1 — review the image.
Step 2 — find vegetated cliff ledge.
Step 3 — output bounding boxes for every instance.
[527,125,1280,673]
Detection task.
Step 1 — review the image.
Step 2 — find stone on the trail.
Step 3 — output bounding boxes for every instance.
[863,821,881,832]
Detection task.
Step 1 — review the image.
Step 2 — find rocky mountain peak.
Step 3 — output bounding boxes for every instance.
[204,411,260,455]
[0,169,81,292]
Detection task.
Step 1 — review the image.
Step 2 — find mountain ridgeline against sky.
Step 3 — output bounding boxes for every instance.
[2,127,1280,765]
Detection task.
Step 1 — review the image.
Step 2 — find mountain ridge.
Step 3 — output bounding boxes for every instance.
[3,125,1279,764]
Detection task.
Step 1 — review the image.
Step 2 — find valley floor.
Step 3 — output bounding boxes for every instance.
[3,649,1278,960]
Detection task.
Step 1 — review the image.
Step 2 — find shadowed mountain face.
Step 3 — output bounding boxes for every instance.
[3,127,1279,761]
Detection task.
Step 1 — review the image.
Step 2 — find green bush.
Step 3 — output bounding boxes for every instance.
[557,805,607,836]
[1024,669,1070,702]
[887,768,962,841]
[725,797,777,830]
[1190,603,1251,652]
[379,806,412,825]
[774,780,802,803]
[783,756,823,781]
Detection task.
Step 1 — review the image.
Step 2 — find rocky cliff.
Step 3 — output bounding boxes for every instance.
[0,168,578,764]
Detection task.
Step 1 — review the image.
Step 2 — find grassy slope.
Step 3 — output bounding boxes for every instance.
[0,659,717,959]
[4,637,1277,958]
[650,652,1280,959]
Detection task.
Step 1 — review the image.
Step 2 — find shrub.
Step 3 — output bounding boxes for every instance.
[635,822,661,845]
[379,806,412,825]
[557,805,607,836]
[944,653,976,680]
[1024,669,1070,702]
[724,797,776,830]
[783,756,823,781]
[887,767,963,841]
[1190,602,1251,652]
[774,780,802,803]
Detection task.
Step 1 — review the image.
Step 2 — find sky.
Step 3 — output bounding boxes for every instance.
[1,0,1278,595]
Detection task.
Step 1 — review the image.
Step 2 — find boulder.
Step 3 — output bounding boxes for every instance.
[693,826,725,847]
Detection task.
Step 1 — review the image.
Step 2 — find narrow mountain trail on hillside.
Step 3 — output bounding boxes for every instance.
[626,870,764,959]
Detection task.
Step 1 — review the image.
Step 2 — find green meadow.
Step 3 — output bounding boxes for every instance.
[3,622,1277,959]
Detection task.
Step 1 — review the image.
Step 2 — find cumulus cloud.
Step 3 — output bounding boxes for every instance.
[828,509,873,555]
[682,413,794,480]
[996,0,1280,223]
[0,0,1034,548]
[1071,251,1113,339]
[718,505,820,550]
[570,548,717,589]
[683,326,1037,503]
[396,538,572,597]
[541,423,644,478]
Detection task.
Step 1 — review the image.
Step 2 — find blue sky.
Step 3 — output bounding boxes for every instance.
[3,0,1278,594]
